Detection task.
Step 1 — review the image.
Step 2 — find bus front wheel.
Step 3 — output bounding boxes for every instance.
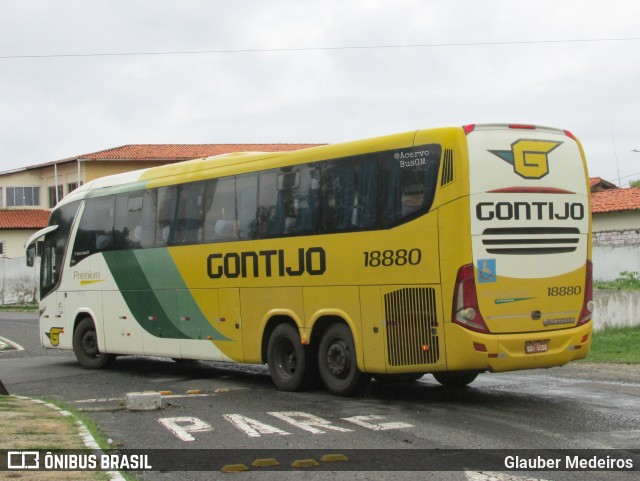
[432,371,478,387]
[318,323,370,396]
[73,318,114,369]
[267,323,310,392]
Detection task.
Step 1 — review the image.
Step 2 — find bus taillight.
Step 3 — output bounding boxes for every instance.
[578,261,594,326]
[452,264,490,333]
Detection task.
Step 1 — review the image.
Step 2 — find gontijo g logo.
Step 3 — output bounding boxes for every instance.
[45,327,64,347]
[489,139,562,180]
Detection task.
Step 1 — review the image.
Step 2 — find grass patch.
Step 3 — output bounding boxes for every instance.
[39,397,111,445]
[37,398,136,481]
[0,303,38,311]
[587,326,640,363]
[594,271,640,290]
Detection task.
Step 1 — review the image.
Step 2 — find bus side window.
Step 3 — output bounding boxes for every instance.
[71,196,115,265]
[320,156,378,233]
[256,171,277,238]
[293,164,320,234]
[138,189,157,248]
[237,173,258,240]
[381,146,441,227]
[156,186,178,247]
[115,193,144,249]
[203,177,237,243]
[173,182,205,245]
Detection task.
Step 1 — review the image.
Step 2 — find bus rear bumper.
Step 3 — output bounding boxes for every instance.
[444,322,592,373]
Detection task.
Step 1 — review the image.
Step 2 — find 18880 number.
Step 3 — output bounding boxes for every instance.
[363,249,422,267]
[547,285,582,296]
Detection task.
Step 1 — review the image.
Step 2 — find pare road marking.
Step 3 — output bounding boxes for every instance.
[158,411,414,441]
[157,417,213,442]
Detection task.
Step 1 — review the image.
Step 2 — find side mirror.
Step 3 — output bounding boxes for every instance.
[26,243,36,267]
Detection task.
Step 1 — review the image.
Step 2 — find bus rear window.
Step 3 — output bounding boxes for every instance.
[381,144,441,227]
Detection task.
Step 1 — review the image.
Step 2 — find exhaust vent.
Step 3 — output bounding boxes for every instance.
[481,227,580,255]
[440,149,454,186]
[384,288,439,366]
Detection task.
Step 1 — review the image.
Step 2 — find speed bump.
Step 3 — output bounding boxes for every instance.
[291,458,319,468]
[321,453,349,463]
[221,464,249,472]
[251,458,280,467]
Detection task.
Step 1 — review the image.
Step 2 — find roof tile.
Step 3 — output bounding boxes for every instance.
[72,144,322,161]
[592,187,640,213]
[0,209,50,229]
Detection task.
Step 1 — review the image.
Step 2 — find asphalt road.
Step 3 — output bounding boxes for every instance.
[1,312,639,481]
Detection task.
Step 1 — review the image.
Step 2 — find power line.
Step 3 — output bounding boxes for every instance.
[617,170,640,181]
[1,36,640,60]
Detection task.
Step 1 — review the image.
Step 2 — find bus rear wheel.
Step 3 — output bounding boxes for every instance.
[267,323,310,392]
[73,318,115,369]
[318,323,369,396]
[432,371,478,387]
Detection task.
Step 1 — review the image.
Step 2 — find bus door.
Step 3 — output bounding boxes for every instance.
[177,288,243,362]
[102,290,144,354]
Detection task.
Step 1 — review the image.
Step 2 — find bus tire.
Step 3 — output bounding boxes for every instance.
[432,371,478,387]
[267,323,309,392]
[318,323,370,396]
[73,318,114,369]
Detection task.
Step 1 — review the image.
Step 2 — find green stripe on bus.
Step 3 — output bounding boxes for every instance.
[103,250,229,341]
[85,180,150,198]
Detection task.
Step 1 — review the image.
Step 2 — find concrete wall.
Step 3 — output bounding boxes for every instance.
[1,230,35,259]
[0,256,38,305]
[592,210,640,281]
[593,211,640,232]
[592,244,640,281]
[594,289,640,331]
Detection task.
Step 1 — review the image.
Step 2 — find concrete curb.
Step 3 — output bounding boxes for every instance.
[12,395,126,481]
[0,335,25,351]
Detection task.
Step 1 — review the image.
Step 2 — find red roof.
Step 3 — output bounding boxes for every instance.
[592,187,640,214]
[64,144,322,163]
[589,177,618,192]
[3,144,325,175]
[0,209,50,229]
[73,144,322,161]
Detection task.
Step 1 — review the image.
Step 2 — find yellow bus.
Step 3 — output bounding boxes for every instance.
[26,124,593,395]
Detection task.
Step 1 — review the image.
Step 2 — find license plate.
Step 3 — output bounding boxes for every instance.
[525,339,549,354]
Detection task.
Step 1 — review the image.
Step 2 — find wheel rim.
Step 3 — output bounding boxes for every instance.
[276,338,298,377]
[82,330,99,358]
[326,340,350,379]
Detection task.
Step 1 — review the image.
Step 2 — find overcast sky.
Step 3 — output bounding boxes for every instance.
[1,0,639,185]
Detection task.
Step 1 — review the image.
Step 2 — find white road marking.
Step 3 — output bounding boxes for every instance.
[74,398,123,404]
[223,414,290,438]
[158,411,416,440]
[267,411,354,434]
[0,335,25,351]
[157,417,213,442]
[465,472,553,481]
[342,414,413,431]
